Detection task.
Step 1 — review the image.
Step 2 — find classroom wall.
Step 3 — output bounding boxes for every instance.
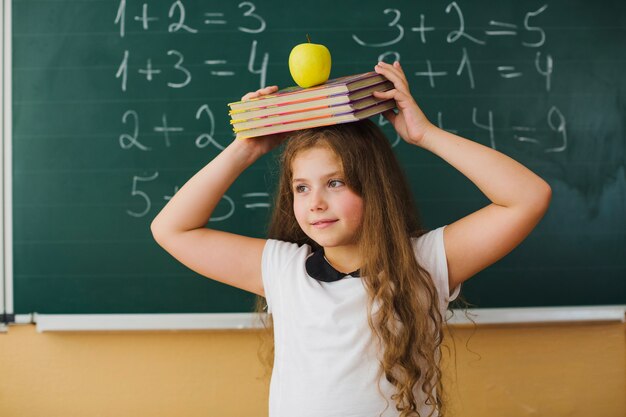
[0,321,624,417]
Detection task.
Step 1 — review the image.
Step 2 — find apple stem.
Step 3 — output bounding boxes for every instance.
[306,34,311,43]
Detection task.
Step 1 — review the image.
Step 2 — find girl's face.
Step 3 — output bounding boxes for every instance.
[291,146,364,249]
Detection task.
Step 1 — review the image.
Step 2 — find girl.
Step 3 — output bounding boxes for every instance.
[151,61,552,417]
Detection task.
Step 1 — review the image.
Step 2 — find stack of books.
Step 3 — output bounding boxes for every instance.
[228,72,396,139]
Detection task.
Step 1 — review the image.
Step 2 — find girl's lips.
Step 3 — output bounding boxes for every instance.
[311,219,338,229]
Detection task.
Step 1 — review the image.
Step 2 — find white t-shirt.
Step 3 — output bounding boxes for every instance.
[261,226,461,417]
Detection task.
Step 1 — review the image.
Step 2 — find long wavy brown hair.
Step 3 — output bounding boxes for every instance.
[253,119,465,417]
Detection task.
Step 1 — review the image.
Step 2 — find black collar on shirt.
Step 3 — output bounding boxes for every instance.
[305,249,361,282]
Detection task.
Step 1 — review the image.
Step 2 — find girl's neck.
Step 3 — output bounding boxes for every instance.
[322,245,361,274]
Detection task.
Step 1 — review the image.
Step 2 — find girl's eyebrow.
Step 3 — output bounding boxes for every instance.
[292,171,342,183]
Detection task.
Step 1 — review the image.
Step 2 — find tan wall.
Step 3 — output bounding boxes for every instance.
[0,321,624,417]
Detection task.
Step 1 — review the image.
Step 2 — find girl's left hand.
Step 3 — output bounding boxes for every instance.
[372,61,434,147]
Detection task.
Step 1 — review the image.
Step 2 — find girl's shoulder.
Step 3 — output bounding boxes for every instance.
[261,239,313,314]
[411,226,448,278]
[263,238,312,268]
[411,226,446,257]
[412,225,461,304]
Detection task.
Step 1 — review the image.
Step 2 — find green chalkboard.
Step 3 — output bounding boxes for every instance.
[11,0,625,315]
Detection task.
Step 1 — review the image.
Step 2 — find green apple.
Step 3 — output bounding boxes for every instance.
[289,35,332,88]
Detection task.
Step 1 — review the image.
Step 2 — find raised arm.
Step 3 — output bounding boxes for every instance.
[373,61,551,293]
[151,86,286,297]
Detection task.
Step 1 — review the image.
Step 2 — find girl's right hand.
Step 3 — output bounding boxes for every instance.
[233,86,289,161]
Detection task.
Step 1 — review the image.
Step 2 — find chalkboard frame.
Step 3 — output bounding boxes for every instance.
[4,0,625,330]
